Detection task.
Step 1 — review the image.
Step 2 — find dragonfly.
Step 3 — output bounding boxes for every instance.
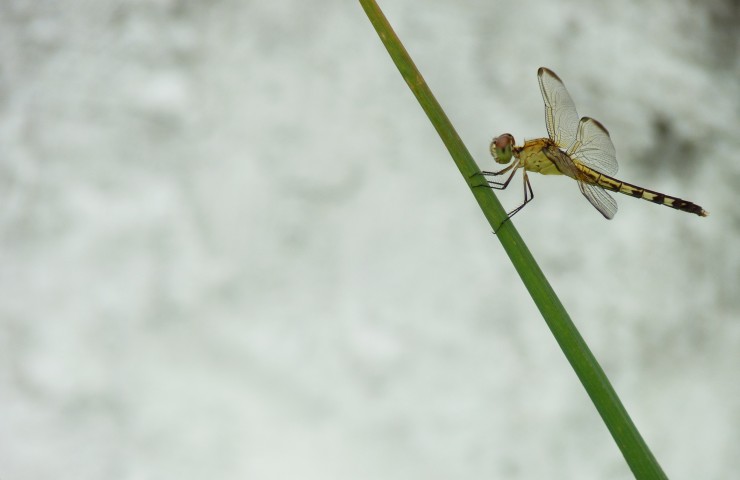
[479,67,708,221]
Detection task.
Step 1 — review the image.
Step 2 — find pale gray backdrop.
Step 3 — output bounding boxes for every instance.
[0,0,738,479]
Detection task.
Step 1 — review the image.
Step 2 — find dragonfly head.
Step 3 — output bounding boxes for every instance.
[490,133,516,164]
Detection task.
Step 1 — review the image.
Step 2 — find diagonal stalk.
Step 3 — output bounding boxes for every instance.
[358,1,668,478]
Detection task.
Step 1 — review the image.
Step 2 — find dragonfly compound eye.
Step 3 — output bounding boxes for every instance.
[491,133,515,164]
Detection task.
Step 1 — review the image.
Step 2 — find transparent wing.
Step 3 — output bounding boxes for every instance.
[538,69,621,219]
[567,117,619,176]
[578,181,618,219]
[542,136,618,219]
[538,67,579,150]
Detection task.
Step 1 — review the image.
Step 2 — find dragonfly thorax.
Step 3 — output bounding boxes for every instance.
[517,138,564,176]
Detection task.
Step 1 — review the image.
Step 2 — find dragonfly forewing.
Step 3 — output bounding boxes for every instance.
[538,67,579,151]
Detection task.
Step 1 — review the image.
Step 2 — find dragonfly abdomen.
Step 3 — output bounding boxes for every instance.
[581,167,709,217]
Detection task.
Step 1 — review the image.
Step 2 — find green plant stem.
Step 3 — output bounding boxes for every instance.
[358,1,667,479]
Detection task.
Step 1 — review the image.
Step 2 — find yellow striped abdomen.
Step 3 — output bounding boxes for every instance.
[575,164,708,217]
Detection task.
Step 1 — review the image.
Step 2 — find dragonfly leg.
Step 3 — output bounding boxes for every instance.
[493,171,535,234]
[479,161,518,178]
[509,171,535,218]
[473,161,520,190]
[469,160,518,180]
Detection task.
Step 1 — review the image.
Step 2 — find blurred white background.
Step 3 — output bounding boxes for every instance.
[0,0,738,478]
